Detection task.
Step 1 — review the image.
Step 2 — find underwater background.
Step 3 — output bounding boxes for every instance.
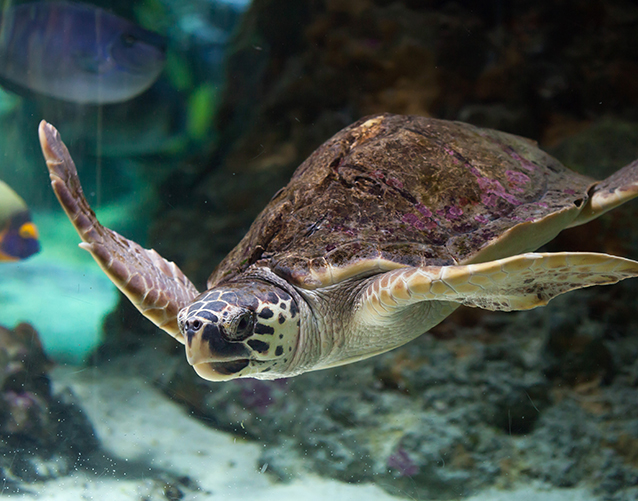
[2,0,638,499]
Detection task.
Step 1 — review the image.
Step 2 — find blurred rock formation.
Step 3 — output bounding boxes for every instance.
[0,323,98,490]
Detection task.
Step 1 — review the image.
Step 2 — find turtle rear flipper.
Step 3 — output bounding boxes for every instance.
[38,121,198,341]
[358,252,638,322]
[571,159,638,227]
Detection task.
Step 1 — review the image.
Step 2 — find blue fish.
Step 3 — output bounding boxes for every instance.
[0,180,39,261]
[0,1,166,104]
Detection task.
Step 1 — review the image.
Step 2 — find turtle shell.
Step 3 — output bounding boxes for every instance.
[209,113,596,290]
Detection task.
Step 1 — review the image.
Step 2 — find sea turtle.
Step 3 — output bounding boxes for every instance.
[38,114,638,381]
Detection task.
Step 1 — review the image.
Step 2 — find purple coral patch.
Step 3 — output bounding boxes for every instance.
[240,380,276,412]
[499,192,524,205]
[507,147,521,161]
[443,145,461,163]
[387,448,419,477]
[438,206,463,220]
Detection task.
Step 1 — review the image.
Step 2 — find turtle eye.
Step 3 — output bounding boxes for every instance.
[222,310,255,341]
[235,311,254,339]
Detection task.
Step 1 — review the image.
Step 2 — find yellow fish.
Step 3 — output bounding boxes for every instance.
[0,180,39,261]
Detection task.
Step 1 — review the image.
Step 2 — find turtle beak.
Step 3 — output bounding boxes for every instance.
[182,315,251,365]
[184,324,210,366]
[183,317,253,381]
[192,360,251,381]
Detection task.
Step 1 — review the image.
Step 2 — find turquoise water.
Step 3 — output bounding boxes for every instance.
[0,209,118,363]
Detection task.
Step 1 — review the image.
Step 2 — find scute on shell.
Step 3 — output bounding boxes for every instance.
[209,114,596,290]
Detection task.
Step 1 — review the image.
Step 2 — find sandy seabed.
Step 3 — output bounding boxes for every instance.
[0,365,597,501]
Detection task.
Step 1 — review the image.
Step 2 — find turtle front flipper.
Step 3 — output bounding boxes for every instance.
[357,252,638,322]
[38,121,199,341]
[570,159,638,227]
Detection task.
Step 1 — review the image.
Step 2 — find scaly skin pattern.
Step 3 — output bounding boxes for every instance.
[177,277,302,381]
[360,252,638,314]
[39,121,198,340]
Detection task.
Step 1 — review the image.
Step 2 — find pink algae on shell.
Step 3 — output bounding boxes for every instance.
[415,203,432,218]
[402,213,427,230]
[506,170,530,185]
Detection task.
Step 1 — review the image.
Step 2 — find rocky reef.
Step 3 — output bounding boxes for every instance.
[0,323,97,492]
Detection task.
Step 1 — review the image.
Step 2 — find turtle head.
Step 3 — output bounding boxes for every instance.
[177,281,300,381]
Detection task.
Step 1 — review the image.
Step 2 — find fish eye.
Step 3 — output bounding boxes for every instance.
[121,33,138,47]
